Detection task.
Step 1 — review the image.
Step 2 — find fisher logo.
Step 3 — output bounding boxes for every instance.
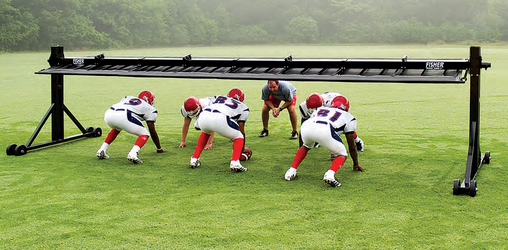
[73,58,85,66]
[426,61,444,70]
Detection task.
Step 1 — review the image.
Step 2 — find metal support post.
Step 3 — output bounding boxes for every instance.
[6,46,101,156]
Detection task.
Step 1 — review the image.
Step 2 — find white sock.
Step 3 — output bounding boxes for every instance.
[130,145,141,155]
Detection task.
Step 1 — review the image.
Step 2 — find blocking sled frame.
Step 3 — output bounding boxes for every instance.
[6,46,491,196]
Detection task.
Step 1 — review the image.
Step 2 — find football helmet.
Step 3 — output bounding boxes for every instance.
[183,96,201,118]
[306,93,324,109]
[228,88,245,102]
[139,90,155,106]
[331,95,350,111]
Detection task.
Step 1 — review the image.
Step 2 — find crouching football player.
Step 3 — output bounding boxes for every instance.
[96,90,163,164]
[285,95,363,187]
[299,92,365,156]
[189,88,250,172]
[180,96,216,149]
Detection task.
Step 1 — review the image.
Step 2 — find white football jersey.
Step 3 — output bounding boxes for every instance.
[111,96,158,122]
[180,96,215,119]
[205,95,249,122]
[309,106,356,135]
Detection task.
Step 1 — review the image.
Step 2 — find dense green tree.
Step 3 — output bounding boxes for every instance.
[176,1,218,45]
[388,18,434,44]
[284,16,319,43]
[124,0,172,47]
[212,5,235,43]
[86,0,139,47]
[36,9,111,49]
[230,25,270,44]
[84,0,174,47]
[439,21,472,43]
[10,0,111,50]
[1,0,508,51]
[493,0,508,41]
[0,0,38,51]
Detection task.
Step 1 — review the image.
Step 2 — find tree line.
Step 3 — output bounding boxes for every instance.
[1,0,507,52]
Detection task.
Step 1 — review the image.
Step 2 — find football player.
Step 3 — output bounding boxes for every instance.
[96,91,163,164]
[180,96,216,149]
[285,95,364,187]
[189,88,250,172]
[299,92,365,154]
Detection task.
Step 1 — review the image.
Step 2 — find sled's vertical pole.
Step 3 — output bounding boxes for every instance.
[50,46,65,141]
[468,46,481,182]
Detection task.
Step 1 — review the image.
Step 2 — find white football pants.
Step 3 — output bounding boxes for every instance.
[301,120,347,156]
[196,110,243,140]
[104,109,149,136]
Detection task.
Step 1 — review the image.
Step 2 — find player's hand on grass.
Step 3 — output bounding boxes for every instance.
[157,148,164,153]
[205,143,212,150]
[353,165,364,172]
[179,142,186,148]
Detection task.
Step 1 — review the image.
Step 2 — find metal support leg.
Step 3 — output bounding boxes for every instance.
[453,46,491,197]
[6,46,101,156]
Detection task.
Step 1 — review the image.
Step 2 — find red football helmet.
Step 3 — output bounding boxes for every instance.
[331,95,350,111]
[228,88,245,102]
[184,96,201,114]
[139,90,155,106]
[306,93,324,109]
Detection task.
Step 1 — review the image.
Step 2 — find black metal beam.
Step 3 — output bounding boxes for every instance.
[35,69,466,83]
[36,48,491,84]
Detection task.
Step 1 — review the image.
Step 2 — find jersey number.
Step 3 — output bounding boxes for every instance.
[124,98,142,106]
[214,96,240,109]
[317,109,341,122]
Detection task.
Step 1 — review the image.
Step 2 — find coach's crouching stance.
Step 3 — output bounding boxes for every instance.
[96,91,163,164]
[285,95,363,187]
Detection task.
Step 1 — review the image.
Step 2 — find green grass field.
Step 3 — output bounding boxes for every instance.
[1,45,507,249]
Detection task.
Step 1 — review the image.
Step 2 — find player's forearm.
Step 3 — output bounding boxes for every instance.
[181,119,191,142]
[150,133,162,149]
[147,122,162,149]
[207,132,215,144]
[346,134,359,165]
[181,131,188,143]
[350,150,359,166]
